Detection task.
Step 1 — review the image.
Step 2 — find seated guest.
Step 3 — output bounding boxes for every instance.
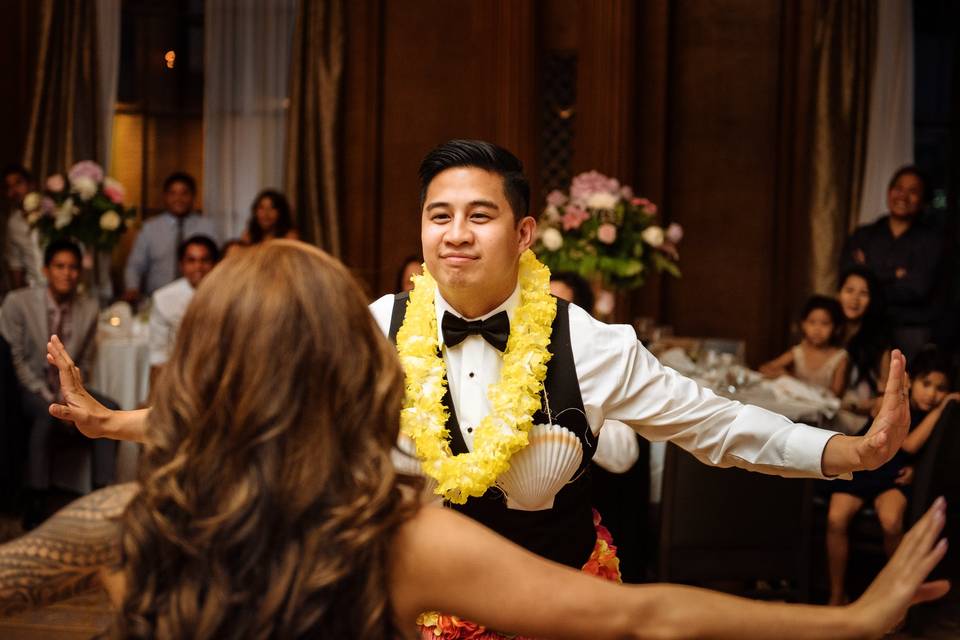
[837,267,891,418]
[2,164,44,290]
[840,166,941,360]
[826,347,957,605]
[0,242,947,639]
[123,172,218,304]
[760,295,850,398]
[0,240,116,527]
[148,235,218,383]
[395,254,423,293]
[240,189,298,244]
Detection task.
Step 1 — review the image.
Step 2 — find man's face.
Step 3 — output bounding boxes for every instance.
[887,173,923,220]
[181,243,215,288]
[44,250,80,297]
[421,167,534,311]
[4,173,30,207]
[164,181,195,217]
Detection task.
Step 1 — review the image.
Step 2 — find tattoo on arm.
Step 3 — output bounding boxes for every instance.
[0,483,137,617]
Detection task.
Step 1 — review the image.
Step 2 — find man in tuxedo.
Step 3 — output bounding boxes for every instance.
[0,239,116,527]
[367,139,915,637]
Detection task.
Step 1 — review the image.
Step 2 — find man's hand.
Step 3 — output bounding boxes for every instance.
[823,350,910,476]
[46,335,112,438]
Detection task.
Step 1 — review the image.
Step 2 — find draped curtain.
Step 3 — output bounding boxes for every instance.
[284,0,344,254]
[95,0,121,173]
[856,0,914,226]
[23,0,102,180]
[807,1,877,294]
[204,0,297,241]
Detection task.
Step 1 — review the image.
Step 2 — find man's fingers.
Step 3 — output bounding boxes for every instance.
[879,350,906,414]
[49,403,71,421]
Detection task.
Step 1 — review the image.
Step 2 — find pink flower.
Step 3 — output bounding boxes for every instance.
[619,185,634,200]
[666,222,684,244]
[40,196,55,215]
[103,177,126,204]
[570,170,619,203]
[67,160,104,184]
[546,189,567,207]
[561,205,589,231]
[597,223,617,244]
[631,197,650,207]
[643,203,658,215]
[45,174,65,192]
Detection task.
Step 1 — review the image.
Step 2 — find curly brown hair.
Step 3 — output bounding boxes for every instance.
[116,240,418,638]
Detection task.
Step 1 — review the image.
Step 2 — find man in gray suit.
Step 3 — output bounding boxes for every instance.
[0,239,115,527]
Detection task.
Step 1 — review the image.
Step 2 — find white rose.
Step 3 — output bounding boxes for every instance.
[542,204,561,223]
[641,225,665,248]
[54,198,76,229]
[71,176,98,201]
[22,192,41,212]
[100,210,121,231]
[585,192,619,210]
[540,227,563,251]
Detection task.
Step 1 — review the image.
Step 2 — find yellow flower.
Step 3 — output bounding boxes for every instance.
[395,251,556,503]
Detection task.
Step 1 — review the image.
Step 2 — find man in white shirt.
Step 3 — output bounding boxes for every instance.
[369,140,912,583]
[2,164,44,290]
[148,235,218,381]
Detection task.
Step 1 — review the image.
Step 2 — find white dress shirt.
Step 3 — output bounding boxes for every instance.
[148,277,195,366]
[370,286,838,480]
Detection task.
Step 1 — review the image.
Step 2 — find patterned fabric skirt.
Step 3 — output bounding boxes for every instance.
[417,509,622,640]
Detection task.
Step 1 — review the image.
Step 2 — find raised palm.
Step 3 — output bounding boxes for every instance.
[856,350,911,471]
[46,335,110,438]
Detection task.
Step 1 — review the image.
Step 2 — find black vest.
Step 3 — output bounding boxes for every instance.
[388,293,598,568]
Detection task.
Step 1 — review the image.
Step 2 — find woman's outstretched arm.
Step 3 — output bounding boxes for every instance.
[47,335,150,443]
[391,499,949,640]
[0,484,137,617]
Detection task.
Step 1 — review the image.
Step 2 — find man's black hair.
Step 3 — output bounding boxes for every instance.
[43,239,82,267]
[163,171,198,194]
[2,163,34,184]
[418,139,530,223]
[177,234,220,263]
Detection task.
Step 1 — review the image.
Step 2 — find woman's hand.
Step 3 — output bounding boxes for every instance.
[850,497,950,636]
[46,335,112,438]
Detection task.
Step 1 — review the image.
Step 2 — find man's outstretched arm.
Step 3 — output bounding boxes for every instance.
[0,484,137,617]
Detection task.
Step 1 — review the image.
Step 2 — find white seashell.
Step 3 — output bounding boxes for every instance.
[391,435,440,503]
[495,423,583,511]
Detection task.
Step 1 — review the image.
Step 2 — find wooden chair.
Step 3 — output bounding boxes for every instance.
[658,443,813,601]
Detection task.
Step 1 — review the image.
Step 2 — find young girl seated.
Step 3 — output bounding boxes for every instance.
[826,347,958,605]
[760,295,850,398]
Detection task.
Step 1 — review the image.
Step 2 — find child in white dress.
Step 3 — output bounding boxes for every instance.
[760,295,850,398]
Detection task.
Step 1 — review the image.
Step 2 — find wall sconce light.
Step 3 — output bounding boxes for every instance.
[164,50,176,69]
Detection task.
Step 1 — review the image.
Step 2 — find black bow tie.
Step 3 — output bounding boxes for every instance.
[441,310,510,352]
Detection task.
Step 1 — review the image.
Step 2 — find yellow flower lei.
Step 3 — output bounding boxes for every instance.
[396,250,556,504]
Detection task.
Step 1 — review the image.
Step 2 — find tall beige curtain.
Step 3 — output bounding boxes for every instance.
[284,0,344,254]
[808,1,877,294]
[23,0,101,180]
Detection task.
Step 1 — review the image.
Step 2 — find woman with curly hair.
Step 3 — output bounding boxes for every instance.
[0,241,949,639]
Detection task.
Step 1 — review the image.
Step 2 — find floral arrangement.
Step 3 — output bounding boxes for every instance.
[20,161,135,252]
[534,170,683,290]
[396,250,556,505]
